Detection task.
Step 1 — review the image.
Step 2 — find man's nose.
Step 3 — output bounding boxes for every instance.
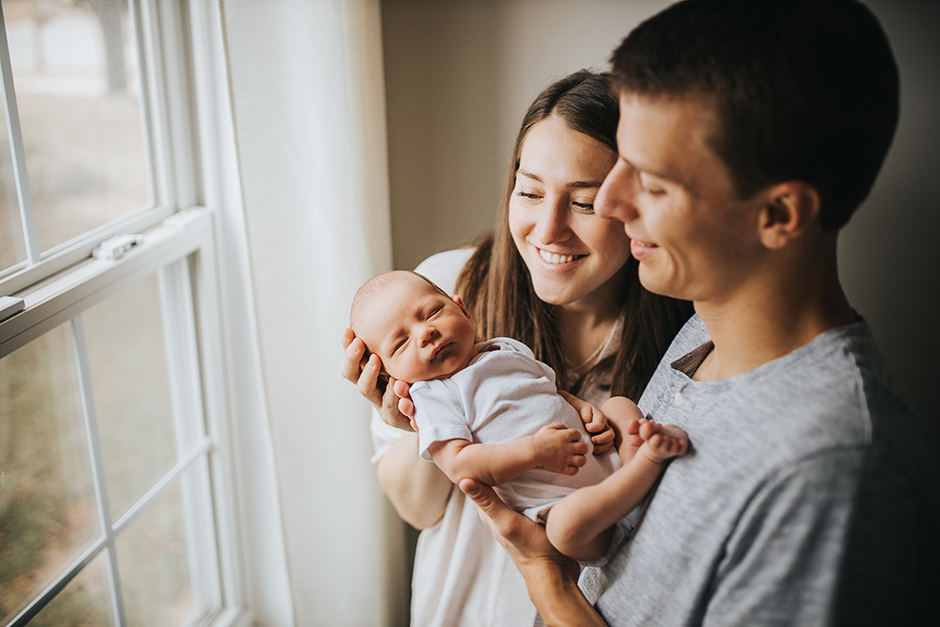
[533,197,571,243]
[596,160,640,223]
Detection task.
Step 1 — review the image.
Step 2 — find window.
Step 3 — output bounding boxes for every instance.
[0,2,246,626]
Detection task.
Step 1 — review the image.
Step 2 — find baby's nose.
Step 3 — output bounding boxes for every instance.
[418,325,438,345]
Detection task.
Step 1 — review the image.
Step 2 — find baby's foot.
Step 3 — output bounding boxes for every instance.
[622,418,645,463]
[638,421,689,464]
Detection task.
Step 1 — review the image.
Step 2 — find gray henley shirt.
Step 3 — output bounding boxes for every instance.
[580,315,939,626]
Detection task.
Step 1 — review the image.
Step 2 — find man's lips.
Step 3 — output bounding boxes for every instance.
[630,238,659,260]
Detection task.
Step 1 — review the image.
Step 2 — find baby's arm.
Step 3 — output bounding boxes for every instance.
[428,424,588,487]
[546,399,688,562]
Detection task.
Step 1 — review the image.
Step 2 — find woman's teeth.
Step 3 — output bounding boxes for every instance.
[539,249,579,265]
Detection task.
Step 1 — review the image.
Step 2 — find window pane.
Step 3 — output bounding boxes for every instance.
[0,96,26,272]
[27,551,115,627]
[82,273,175,522]
[0,323,101,625]
[116,483,196,627]
[4,0,151,254]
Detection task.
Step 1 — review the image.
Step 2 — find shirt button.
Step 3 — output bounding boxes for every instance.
[674,391,683,406]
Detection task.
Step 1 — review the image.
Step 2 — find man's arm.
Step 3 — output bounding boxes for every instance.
[459,479,609,627]
[429,424,587,486]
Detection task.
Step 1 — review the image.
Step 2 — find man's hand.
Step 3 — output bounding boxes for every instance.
[534,424,588,475]
[459,478,580,581]
[460,479,607,627]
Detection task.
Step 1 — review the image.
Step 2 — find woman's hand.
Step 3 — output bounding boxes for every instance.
[340,327,413,431]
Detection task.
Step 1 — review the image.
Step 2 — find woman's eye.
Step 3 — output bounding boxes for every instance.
[517,191,540,200]
[572,201,595,213]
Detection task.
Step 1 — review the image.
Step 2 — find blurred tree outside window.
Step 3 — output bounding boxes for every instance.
[0,2,227,626]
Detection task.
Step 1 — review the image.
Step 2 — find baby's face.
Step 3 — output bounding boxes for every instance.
[357,278,477,383]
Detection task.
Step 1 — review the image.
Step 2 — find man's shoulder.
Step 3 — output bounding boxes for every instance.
[665,313,710,358]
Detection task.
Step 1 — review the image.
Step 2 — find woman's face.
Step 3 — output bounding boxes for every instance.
[509,115,630,311]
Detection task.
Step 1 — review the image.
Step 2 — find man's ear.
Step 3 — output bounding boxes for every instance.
[758,182,820,249]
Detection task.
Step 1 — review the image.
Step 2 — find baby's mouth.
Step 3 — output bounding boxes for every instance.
[431,342,449,361]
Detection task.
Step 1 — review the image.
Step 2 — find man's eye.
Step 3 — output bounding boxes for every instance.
[638,173,666,197]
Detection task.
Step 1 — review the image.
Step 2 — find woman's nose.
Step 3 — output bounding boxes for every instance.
[533,197,571,243]
[596,161,640,223]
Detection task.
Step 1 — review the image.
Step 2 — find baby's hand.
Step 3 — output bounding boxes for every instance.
[558,390,615,454]
[534,424,588,476]
[579,404,616,454]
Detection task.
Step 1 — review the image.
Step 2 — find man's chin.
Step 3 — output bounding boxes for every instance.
[638,269,689,302]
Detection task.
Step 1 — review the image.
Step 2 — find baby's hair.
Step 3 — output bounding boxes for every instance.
[349,270,448,335]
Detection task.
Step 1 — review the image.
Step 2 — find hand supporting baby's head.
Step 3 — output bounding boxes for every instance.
[350,271,478,384]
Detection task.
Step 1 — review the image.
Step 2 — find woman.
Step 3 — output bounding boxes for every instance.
[341,70,692,626]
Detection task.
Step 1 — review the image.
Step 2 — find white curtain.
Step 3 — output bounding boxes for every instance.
[219,0,403,624]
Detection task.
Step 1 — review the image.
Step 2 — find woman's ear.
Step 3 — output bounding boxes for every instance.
[758,182,820,249]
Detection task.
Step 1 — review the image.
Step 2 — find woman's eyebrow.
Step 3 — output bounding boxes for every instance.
[517,169,604,189]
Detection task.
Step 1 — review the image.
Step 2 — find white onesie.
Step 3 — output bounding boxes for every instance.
[412,337,621,519]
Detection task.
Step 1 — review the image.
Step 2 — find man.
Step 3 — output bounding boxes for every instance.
[460,0,940,625]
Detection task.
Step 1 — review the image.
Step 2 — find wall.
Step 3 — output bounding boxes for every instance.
[382,0,940,452]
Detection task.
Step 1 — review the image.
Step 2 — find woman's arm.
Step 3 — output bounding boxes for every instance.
[458,479,609,627]
[341,328,452,528]
[376,432,453,529]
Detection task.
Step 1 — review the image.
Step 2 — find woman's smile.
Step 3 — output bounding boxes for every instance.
[509,115,630,308]
[537,246,587,266]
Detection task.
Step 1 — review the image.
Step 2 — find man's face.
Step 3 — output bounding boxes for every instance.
[595,93,766,305]
[356,278,477,384]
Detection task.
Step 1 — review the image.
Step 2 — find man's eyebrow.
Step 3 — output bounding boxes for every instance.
[619,154,689,189]
[517,169,605,189]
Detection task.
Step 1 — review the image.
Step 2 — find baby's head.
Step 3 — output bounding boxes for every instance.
[350,271,477,383]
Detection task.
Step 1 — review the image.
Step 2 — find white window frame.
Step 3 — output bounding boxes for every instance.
[0,1,257,626]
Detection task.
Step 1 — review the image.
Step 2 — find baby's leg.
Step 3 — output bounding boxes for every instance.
[599,396,646,464]
[546,414,688,562]
[543,506,615,563]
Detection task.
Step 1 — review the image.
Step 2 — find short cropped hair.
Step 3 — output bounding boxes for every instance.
[610,0,899,230]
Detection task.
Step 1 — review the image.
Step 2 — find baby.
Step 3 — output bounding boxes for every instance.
[350,270,688,561]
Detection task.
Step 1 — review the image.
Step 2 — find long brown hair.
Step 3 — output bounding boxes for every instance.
[455,70,693,401]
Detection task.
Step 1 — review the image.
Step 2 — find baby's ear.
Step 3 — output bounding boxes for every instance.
[452,294,471,319]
